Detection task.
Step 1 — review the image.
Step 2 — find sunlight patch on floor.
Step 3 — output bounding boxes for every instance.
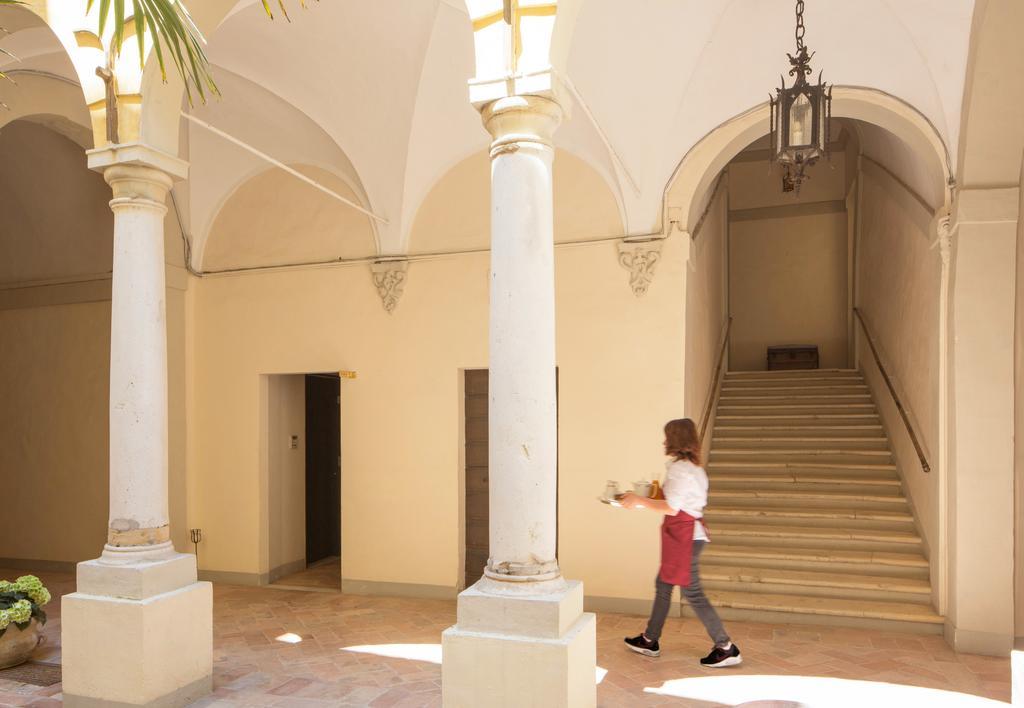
[645,675,1009,707]
[341,643,609,683]
[274,632,303,644]
[342,643,442,664]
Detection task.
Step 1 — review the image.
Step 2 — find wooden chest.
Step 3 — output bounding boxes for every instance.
[766,345,819,371]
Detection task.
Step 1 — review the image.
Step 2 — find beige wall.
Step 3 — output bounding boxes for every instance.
[727,152,850,371]
[1016,165,1024,639]
[0,121,192,565]
[0,302,110,563]
[855,158,942,586]
[0,121,112,284]
[187,157,695,603]
[683,178,729,450]
[263,375,306,577]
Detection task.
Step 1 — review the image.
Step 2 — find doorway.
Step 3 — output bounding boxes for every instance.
[305,373,341,568]
[265,372,341,591]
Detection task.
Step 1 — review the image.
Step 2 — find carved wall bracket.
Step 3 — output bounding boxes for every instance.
[371,260,409,313]
[617,240,663,296]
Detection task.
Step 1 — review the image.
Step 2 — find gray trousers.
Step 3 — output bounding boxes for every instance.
[644,540,730,645]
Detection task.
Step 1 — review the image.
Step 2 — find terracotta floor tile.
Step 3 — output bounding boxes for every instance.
[0,567,1013,707]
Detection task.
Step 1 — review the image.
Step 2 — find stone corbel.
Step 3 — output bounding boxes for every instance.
[618,240,663,296]
[935,214,953,267]
[371,260,409,313]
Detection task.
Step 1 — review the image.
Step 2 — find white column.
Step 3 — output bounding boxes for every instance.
[483,94,562,585]
[104,160,174,557]
[61,144,212,708]
[442,95,596,708]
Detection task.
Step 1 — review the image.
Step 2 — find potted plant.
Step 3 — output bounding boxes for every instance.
[0,575,51,669]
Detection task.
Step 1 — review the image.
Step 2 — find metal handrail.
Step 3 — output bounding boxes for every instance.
[853,308,931,474]
[699,317,733,442]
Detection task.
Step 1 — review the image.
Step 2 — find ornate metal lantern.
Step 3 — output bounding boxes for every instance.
[769,0,832,194]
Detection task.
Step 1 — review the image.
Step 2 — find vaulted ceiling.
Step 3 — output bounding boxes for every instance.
[0,0,992,271]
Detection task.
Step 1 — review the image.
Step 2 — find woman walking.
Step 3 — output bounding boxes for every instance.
[618,418,741,667]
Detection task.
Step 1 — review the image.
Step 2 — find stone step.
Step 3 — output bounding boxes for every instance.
[717,409,879,420]
[713,437,890,450]
[709,488,909,511]
[708,479,901,495]
[716,414,881,425]
[719,393,873,405]
[725,368,860,379]
[710,460,897,472]
[709,522,922,553]
[700,543,929,578]
[703,505,916,531]
[722,382,868,393]
[711,448,893,462]
[712,455,895,470]
[709,464,900,479]
[700,564,932,604]
[715,427,886,440]
[696,589,944,632]
[717,404,877,416]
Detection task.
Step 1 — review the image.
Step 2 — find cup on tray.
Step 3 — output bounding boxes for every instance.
[632,480,653,498]
[603,480,621,500]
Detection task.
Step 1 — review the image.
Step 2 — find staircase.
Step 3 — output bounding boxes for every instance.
[697,368,943,633]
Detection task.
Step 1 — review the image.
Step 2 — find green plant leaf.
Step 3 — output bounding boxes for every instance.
[14,620,29,631]
[0,627,6,640]
[35,608,47,625]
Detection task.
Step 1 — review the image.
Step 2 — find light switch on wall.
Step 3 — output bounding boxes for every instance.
[290,435,299,450]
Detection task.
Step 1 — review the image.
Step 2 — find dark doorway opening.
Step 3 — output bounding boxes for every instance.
[305,373,341,567]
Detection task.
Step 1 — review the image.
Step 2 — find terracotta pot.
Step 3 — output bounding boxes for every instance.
[0,618,43,669]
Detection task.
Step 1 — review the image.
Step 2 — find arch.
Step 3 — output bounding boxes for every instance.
[183,66,380,269]
[667,87,953,233]
[0,74,93,147]
[407,145,624,255]
[138,0,249,156]
[200,162,377,272]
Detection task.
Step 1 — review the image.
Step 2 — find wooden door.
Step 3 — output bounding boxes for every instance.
[305,374,341,565]
[463,370,558,589]
[464,370,489,589]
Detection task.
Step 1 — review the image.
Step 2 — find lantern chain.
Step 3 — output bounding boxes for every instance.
[795,0,806,52]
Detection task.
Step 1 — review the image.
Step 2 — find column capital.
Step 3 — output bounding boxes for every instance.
[88,143,187,209]
[480,94,563,155]
[87,142,189,181]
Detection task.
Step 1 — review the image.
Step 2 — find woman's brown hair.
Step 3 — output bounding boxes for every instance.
[664,418,701,465]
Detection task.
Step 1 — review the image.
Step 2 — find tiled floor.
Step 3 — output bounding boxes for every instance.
[0,568,1011,707]
[271,558,341,591]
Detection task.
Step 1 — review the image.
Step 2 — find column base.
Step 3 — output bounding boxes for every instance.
[944,619,1013,656]
[442,579,596,707]
[61,552,212,707]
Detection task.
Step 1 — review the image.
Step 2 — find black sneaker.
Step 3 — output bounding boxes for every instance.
[623,633,660,657]
[700,642,742,667]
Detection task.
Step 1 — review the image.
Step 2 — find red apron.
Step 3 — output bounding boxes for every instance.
[658,511,703,586]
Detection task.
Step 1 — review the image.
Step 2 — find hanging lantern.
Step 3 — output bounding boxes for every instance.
[769,0,832,194]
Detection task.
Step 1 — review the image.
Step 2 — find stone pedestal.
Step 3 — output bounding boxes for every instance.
[62,555,212,708]
[442,581,596,708]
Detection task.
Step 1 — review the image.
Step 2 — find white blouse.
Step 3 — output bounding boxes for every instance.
[663,458,709,542]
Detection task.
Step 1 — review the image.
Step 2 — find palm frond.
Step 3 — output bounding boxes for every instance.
[85,0,218,105]
[0,0,23,85]
[261,0,316,22]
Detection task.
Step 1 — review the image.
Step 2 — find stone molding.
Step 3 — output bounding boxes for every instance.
[617,240,663,296]
[371,260,409,313]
